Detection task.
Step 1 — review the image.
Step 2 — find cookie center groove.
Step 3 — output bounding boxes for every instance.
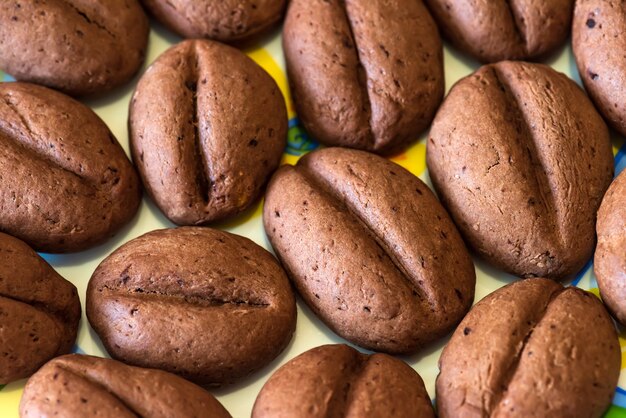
[99,283,270,309]
[490,65,564,254]
[323,352,368,418]
[504,0,528,51]
[58,0,117,39]
[187,42,212,205]
[0,295,68,342]
[337,0,375,147]
[488,285,566,414]
[52,363,144,417]
[0,98,90,183]
[297,165,428,306]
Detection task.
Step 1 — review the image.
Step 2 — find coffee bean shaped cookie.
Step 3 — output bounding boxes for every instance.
[130,39,287,226]
[87,227,296,385]
[425,0,574,63]
[264,147,475,354]
[0,232,80,384]
[437,278,620,418]
[252,344,435,418]
[142,0,287,44]
[20,354,232,418]
[595,169,626,325]
[573,0,626,136]
[0,0,148,97]
[283,0,444,154]
[0,82,141,253]
[427,61,614,280]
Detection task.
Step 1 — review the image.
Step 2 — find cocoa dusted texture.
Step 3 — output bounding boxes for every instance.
[0,232,80,384]
[19,354,232,418]
[252,344,435,418]
[86,227,296,385]
[427,61,614,280]
[437,278,620,418]
[425,0,574,63]
[264,147,475,354]
[142,0,287,44]
[283,0,444,154]
[595,170,626,325]
[573,0,626,136]
[0,82,141,253]
[0,0,148,97]
[130,39,287,226]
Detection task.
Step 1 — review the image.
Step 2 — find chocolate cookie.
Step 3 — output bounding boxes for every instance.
[425,0,574,63]
[427,61,614,280]
[142,0,287,44]
[0,232,80,385]
[129,39,287,226]
[0,82,141,253]
[264,147,475,354]
[437,278,620,418]
[0,0,149,96]
[283,0,444,154]
[252,344,435,418]
[19,354,232,418]
[573,0,626,136]
[86,227,296,385]
[595,169,626,325]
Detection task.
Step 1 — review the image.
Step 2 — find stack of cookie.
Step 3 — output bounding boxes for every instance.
[0,1,624,417]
